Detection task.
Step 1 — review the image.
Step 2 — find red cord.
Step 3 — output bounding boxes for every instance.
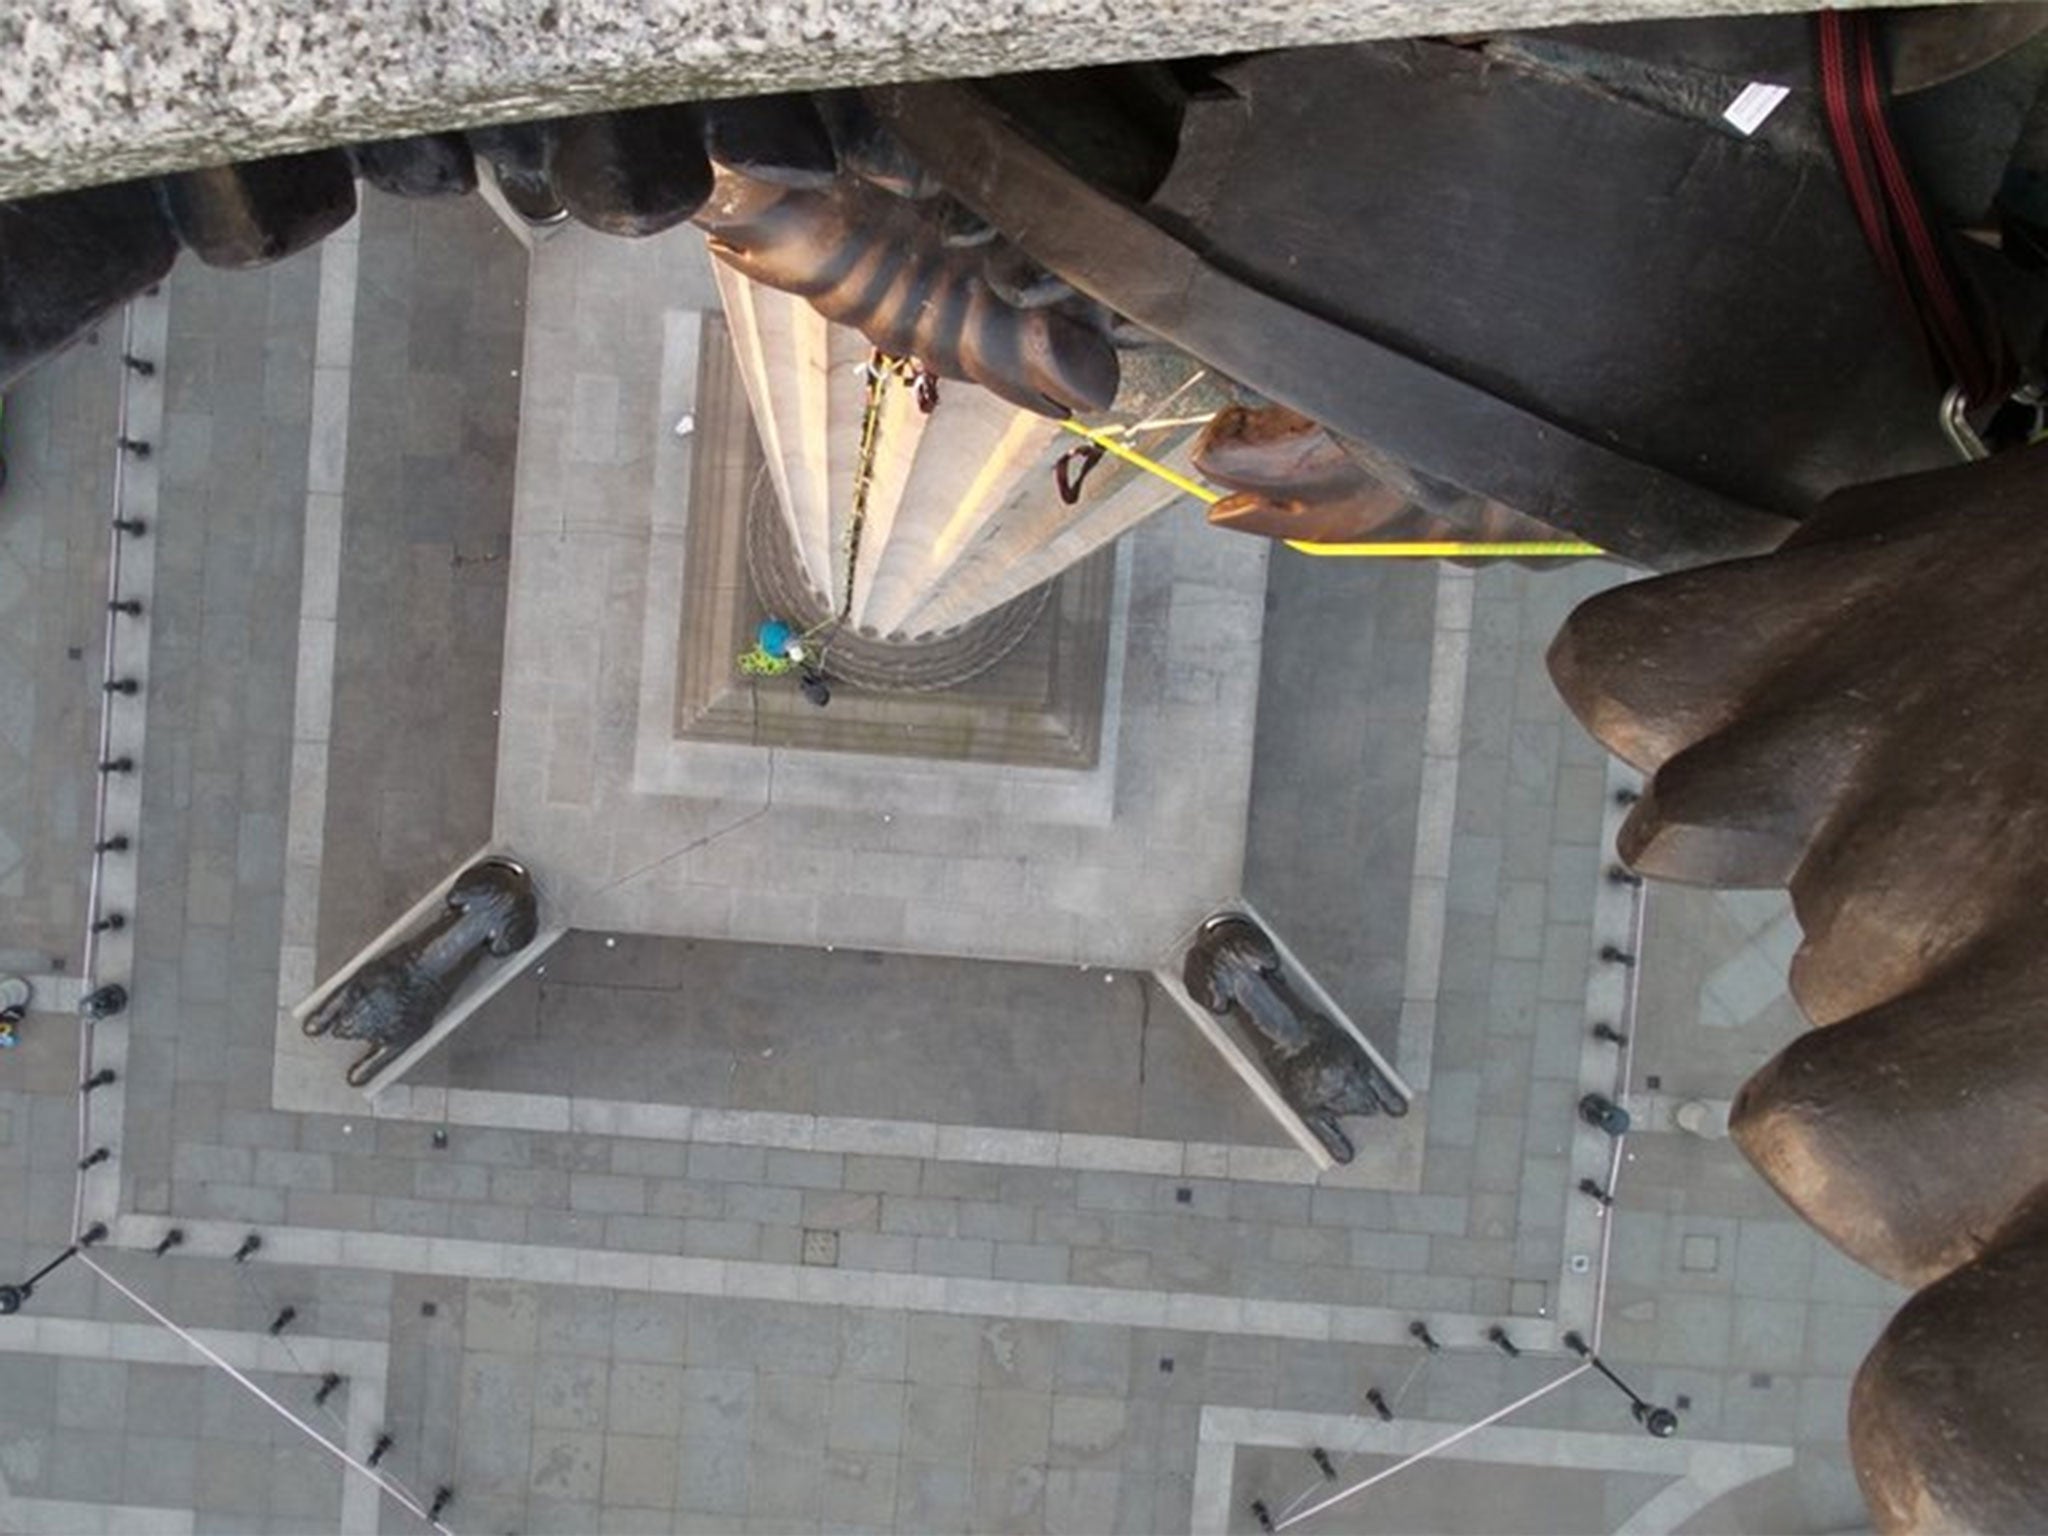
[1817,9,2006,406]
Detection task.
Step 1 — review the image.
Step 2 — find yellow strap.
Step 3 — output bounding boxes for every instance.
[1286,539,1605,558]
[1058,418,1605,559]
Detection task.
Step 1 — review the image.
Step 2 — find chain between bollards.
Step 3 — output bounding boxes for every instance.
[1563,1331,1679,1437]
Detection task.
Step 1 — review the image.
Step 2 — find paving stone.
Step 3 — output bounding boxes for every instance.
[1075,1173,1154,1213]
[748,1451,826,1521]
[921,1163,1002,1201]
[881,1196,960,1237]
[1658,1292,1736,1368]
[647,1179,723,1220]
[459,1352,536,1487]
[1808,1304,1894,1373]
[975,1390,1052,1467]
[724,1183,803,1226]
[1350,1230,1433,1272]
[608,1140,690,1179]
[1387,1194,1469,1235]
[55,1358,128,1431]
[973,1458,1048,1534]
[170,1143,252,1185]
[802,1190,881,1231]
[602,1433,679,1509]
[606,1214,684,1252]
[415,1159,491,1201]
[1735,1219,1819,1300]
[765,1149,844,1189]
[530,1427,606,1501]
[1049,1394,1127,1467]
[916,1235,996,1278]
[844,1156,925,1195]
[124,1362,205,1429]
[897,1457,975,1531]
[960,1199,1038,1244]
[978,1320,1057,1391]
[829,1378,908,1455]
[535,1354,610,1431]
[538,1286,616,1357]
[681,1217,760,1259]
[372,1194,450,1236]
[821,1448,900,1529]
[1732,1296,1809,1366]
[611,1294,688,1362]
[1306,1189,1390,1229]
[570,1172,647,1215]
[607,1360,686,1439]
[994,1241,1071,1284]
[840,1231,918,1272]
[1270,1224,1350,1267]
[687,1145,766,1184]
[902,1382,979,1464]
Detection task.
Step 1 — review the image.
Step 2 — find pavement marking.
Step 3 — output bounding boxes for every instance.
[75,283,171,1238]
[113,1215,1562,1356]
[276,218,360,1082]
[0,1496,196,1535]
[1556,753,1647,1334]
[1192,1404,1793,1535]
[1398,561,1475,1087]
[348,1078,1366,1187]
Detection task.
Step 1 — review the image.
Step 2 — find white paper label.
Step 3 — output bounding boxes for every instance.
[1723,81,1791,137]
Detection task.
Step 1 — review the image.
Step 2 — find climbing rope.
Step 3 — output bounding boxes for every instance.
[844,352,939,623]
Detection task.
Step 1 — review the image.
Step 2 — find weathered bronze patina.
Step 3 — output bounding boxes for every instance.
[1194,403,1573,553]
[1851,1188,2048,1533]
[1549,445,2048,1533]
[302,858,539,1087]
[1184,914,1407,1163]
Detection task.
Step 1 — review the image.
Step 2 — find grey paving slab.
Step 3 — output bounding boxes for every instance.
[315,190,526,974]
[0,324,120,970]
[1242,554,1437,1058]
[419,932,1290,1147]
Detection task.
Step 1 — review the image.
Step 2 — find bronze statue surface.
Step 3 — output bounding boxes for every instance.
[1851,1188,2048,1534]
[1550,446,2048,1533]
[1194,403,1576,556]
[303,858,539,1087]
[1183,914,1406,1163]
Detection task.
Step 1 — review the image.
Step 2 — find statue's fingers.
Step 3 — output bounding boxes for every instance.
[1849,1186,2048,1534]
[1617,693,1870,888]
[1731,953,2048,1289]
[1548,547,1889,775]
